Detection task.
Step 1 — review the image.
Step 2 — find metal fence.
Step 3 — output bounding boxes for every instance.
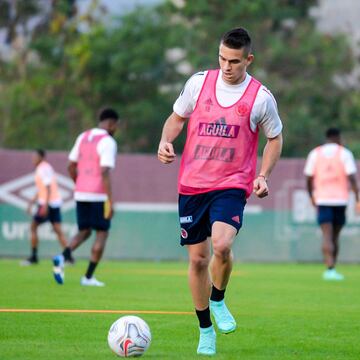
[1,149,360,262]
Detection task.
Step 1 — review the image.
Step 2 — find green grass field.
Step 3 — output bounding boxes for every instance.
[0,259,359,359]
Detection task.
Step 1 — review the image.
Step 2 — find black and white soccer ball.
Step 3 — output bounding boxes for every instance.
[108,316,151,357]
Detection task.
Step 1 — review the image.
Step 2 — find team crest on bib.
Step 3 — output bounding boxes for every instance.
[236,102,250,117]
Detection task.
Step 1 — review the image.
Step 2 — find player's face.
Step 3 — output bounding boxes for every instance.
[32,153,41,166]
[108,120,118,136]
[219,43,254,85]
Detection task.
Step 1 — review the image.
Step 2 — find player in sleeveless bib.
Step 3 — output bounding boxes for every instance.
[304,128,360,281]
[158,28,283,356]
[21,149,71,266]
[52,108,119,286]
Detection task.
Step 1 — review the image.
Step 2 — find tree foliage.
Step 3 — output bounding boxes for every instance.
[0,0,359,156]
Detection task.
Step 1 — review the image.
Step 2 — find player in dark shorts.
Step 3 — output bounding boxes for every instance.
[158,27,283,355]
[21,149,72,265]
[52,109,119,286]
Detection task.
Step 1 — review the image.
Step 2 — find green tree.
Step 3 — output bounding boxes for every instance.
[157,0,355,156]
[0,0,358,156]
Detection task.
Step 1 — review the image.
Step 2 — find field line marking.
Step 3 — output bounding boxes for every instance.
[0,308,193,315]
[101,269,245,277]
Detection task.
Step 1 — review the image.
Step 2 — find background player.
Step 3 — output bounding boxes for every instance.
[304,127,360,280]
[52,108,119,286]
[21,149,72,265]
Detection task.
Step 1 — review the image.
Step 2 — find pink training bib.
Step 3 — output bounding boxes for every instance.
[75,130,109,194]
[313,145,349,204]
[35,161,61,204]
[178,69,261,197]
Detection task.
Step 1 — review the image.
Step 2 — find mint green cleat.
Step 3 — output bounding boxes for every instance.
[197,325,216,356]
[323,269,344,281]
[210,299,236,334]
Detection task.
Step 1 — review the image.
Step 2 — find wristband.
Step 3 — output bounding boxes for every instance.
[257,174,267,182]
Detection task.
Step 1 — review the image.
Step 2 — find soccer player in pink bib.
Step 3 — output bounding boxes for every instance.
[52,108,119,286]
[304,128,360,281]
[22,149,71,265]
[158,28,283,355]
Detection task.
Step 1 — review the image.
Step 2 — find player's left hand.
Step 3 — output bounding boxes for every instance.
[253,176,269,198]
[104,199,114,219]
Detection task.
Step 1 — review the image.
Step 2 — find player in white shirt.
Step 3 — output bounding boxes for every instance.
[52,108,118,286]
[304,128,360,280]
[21,149,71,266]
[68,128,117,202]
[158,27,283,355]
[174,70,282,139]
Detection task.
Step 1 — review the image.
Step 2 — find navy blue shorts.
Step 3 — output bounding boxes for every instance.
[76,201,111,231]
[317,205,346,226]
[178,189,247,246]
[34,205,61,224]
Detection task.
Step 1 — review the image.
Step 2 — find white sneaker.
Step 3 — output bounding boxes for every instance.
[80,276,105,287]
[323,269,344,281]
[20,258,38,266]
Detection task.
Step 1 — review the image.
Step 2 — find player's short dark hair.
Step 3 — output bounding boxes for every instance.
[36,149,46,158]
[221,27,252,54]
[325,127,341,139]
[98,108,119,122]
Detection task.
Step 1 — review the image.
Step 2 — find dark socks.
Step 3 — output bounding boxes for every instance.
[210,284,225,302]
[31,247,38,260]
[85,261,98,279]
[196,307,212,328]
[62,247,72,260]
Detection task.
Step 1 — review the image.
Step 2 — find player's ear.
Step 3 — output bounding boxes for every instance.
[246,53,254,65]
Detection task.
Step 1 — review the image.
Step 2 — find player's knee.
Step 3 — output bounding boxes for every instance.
[81,229,92,239]
[92,243,104,256]
[30,222,37,232]
[322,242,332,253]
[53,227,62,236]
[212,241,232,261]
[189,254,209,272]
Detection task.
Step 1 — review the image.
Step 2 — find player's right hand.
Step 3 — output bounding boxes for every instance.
[38,204,49,217]
[355,201,360,214]
[158,142,176,164]
[310,196,317,207]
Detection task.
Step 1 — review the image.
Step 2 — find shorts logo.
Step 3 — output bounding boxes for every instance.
[181,228,188,239]
[194,145,235,162]
[180,216,193,224]
[236,102,250,117]
[231,215,240,224]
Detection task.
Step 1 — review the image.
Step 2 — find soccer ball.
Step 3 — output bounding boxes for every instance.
[108,315,151,357]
